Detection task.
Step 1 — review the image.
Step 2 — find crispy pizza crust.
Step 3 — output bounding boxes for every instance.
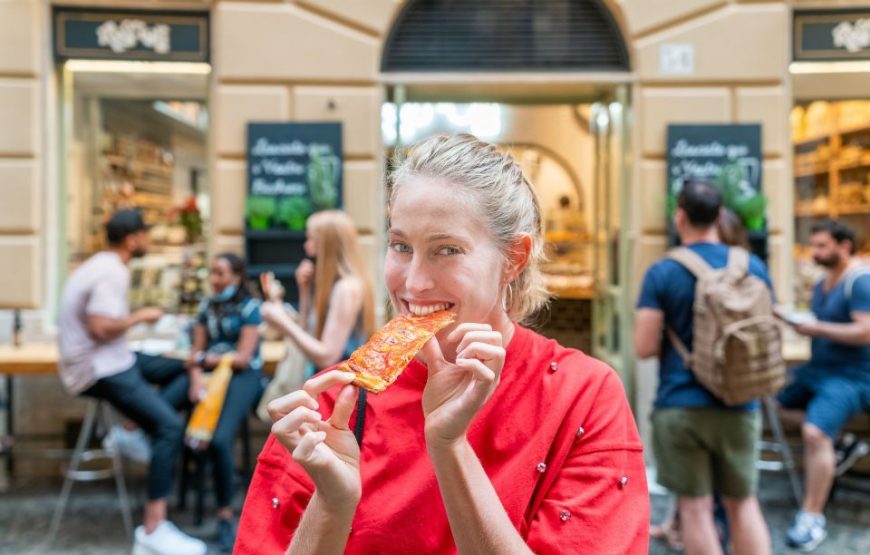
[338,310,456,393]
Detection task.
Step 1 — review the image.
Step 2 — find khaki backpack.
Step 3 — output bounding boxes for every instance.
[665,246,786,405]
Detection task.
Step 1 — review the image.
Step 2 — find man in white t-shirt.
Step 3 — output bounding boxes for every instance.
[58,209,206,555]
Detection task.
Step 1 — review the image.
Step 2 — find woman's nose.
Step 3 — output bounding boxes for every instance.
[405,256,434,294]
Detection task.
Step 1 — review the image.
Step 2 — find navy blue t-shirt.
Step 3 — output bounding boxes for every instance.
[809,271,870,377]
[636,242,774,410]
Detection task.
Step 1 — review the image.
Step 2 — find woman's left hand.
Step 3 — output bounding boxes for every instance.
[260,301,288,328]
[420,323,505,450]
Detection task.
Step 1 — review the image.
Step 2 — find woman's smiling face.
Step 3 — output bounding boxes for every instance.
[385,176,512,348]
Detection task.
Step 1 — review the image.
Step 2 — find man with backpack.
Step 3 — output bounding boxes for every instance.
[635,180,776,555]
[777,219,870,551]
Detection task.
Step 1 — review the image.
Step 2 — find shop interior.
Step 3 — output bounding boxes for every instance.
[791,65,870,307]
[62,61,211,319]
[381,89,630,371]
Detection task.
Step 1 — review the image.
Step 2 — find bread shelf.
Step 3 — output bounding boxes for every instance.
[793,105,870,221]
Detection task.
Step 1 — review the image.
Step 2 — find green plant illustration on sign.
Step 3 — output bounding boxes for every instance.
[665,162,767,232]
[245,196,276,230]
[276,197,312,230]
[717,162,767,232]
[308,146,340,211]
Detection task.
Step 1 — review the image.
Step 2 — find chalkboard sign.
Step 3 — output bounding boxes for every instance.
[666,124,767,258]
[245,122,343,299]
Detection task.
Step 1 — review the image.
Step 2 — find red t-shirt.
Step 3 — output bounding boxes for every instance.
[236,325,649,554]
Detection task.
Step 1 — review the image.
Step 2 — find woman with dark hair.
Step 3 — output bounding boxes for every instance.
[165,252,263,552]
[718,207,751,250]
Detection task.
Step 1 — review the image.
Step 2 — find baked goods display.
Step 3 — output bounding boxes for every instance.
[339,310,456,393]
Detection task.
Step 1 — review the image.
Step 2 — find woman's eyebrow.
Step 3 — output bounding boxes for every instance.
[388,229,468,242]
[427,232,464,242]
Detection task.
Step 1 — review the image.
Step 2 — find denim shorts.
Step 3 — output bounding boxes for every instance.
[777,364,870,439]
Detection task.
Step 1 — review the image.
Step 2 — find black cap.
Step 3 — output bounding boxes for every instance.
[106,209,149,244]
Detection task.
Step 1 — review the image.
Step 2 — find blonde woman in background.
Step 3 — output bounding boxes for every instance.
[260,210,376,375]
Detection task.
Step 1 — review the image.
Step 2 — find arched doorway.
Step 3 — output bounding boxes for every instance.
[381,0,635,390]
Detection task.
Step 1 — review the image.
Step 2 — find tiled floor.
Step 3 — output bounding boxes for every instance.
[1,471,869,554]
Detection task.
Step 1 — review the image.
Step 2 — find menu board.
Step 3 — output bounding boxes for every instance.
[667,124,764,228]
[666,124,767,258]
[246,122,343,232]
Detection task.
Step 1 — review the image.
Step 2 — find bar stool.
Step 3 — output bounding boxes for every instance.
[47,398,133,545]
[757,396,803,507]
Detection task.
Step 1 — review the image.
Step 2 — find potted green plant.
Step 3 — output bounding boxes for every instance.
[275,197,312,231]
[245,196,276,230]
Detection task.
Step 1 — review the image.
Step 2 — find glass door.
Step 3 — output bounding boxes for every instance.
[590,87,634,396]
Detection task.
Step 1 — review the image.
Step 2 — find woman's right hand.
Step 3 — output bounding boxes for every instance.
[267,370,362,510]
[188,368,205,403]
[295,259,315,291]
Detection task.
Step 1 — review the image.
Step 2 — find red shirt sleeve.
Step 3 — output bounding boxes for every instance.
[526,371,650,555]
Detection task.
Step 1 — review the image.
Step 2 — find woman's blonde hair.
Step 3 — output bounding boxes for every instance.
[306,210,376,339]
[388,133,550,323]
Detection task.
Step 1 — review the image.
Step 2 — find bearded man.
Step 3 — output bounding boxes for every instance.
[777,219,870,551]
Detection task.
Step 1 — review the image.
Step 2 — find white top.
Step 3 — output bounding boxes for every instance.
[58,251,136,394]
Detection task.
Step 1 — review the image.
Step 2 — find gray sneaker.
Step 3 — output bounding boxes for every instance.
[103,425,152,463]
[786,511,827,552]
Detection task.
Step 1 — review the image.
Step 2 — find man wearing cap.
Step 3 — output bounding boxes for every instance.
[58,209,206,555]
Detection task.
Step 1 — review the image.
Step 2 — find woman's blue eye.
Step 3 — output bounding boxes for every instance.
[437,246,461,256]
[390,242,411,254]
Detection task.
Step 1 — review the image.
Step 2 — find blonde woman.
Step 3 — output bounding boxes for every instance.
[238,135,648,554]
[260,210,376,373]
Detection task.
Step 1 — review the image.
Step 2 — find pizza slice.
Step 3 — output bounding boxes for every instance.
[339,310,456,393]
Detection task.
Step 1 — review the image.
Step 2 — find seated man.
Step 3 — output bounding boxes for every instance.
[779,219,870,552]
[58,209,206,555]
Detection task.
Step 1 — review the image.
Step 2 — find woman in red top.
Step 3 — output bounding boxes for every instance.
[236,134,649,554]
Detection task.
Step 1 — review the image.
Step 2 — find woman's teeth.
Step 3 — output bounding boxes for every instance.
[408,303,450,316]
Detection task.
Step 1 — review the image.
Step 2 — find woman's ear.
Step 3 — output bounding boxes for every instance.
[505,235,532,282]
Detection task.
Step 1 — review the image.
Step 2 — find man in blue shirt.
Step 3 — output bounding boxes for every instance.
[635,180,772,555]
[778,219,870,551]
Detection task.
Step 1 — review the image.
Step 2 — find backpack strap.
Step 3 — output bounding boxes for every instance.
[666,247,714,279]
[663,247,713,366]
[725,247,750,280]
[353,388,367,446]
[666,327,693,366]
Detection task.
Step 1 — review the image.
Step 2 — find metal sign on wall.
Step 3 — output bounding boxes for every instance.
[794,9,870,61]
[53,7,209,62]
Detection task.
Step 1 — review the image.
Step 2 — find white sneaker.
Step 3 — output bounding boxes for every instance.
[132,522,207,555]
[104,425,152,463]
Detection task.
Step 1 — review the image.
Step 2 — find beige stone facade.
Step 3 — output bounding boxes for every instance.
[2,0,864,397]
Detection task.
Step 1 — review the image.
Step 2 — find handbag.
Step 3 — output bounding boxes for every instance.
[256,338,308,422]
